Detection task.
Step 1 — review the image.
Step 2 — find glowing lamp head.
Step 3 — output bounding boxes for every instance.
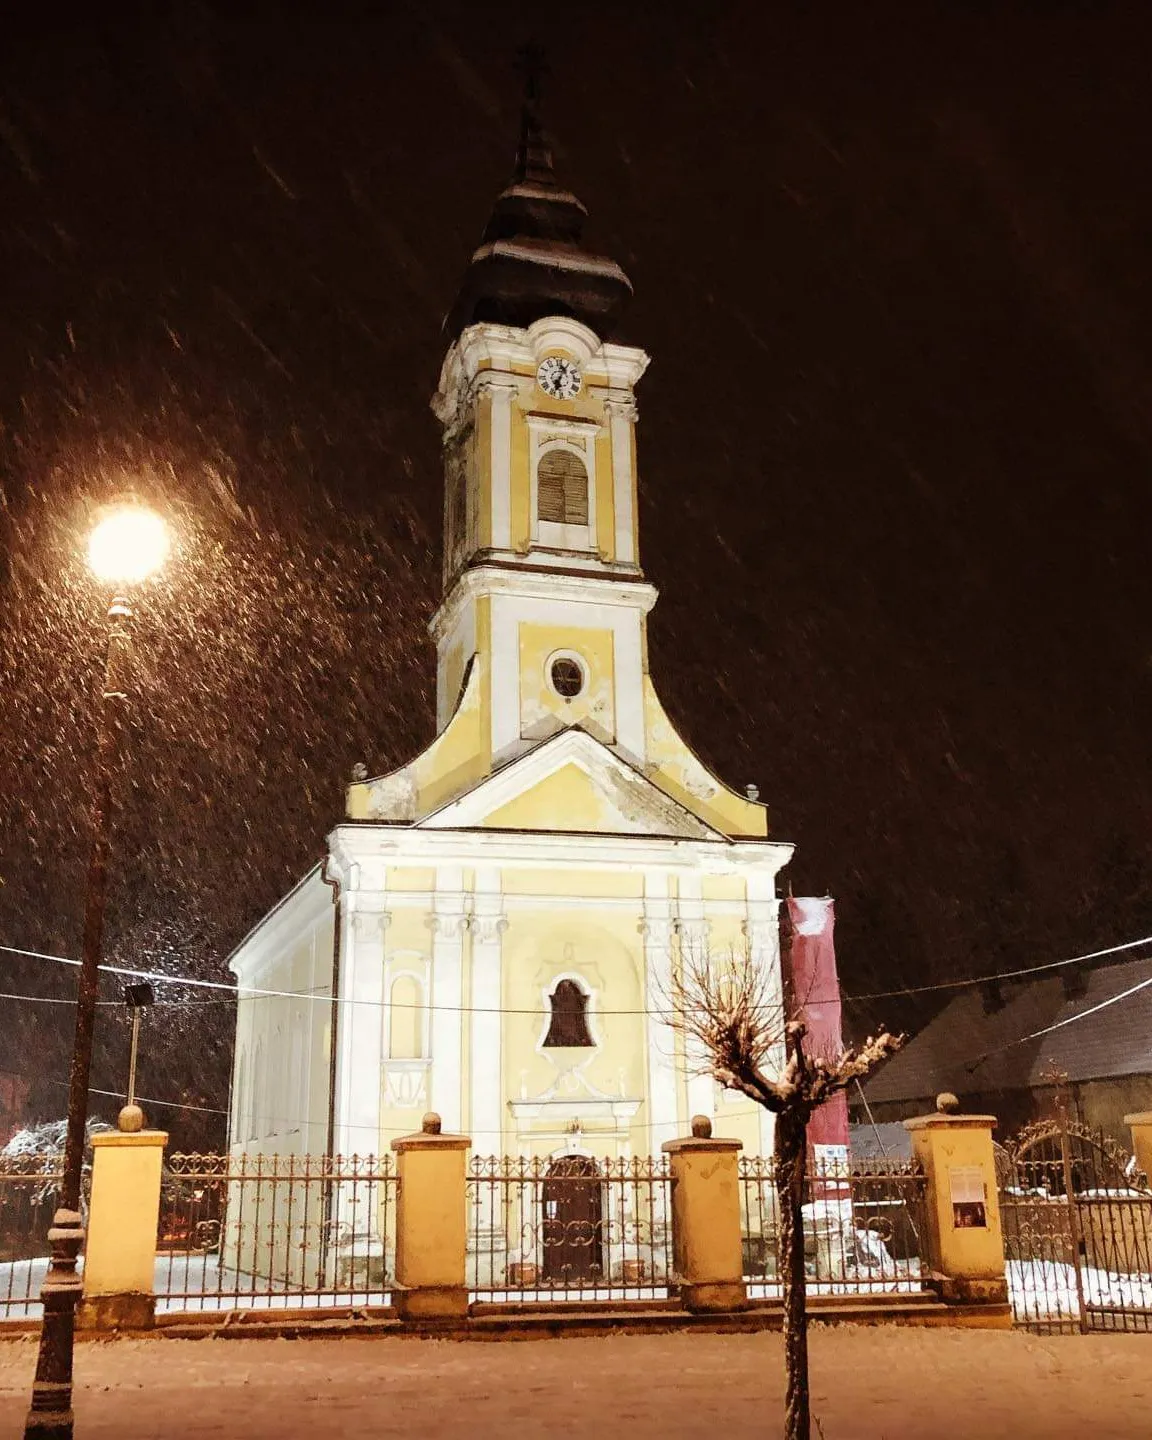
[87,505,169,584]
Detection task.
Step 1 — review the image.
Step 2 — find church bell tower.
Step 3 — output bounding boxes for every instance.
[430,65,657,774]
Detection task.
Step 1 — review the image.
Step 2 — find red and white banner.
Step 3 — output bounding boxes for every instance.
[786,896,849,1162]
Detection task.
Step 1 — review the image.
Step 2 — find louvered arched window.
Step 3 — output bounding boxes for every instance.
[537,449,589,526]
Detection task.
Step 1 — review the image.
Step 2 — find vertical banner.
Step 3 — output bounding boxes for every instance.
[786,897,850,1166]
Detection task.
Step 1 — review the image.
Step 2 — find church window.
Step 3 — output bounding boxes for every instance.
[543,979,594,1048]
[547,652,586,700]
[537,448,589,526]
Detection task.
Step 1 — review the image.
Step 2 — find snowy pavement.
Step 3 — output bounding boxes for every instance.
[2,1327,1151,1438]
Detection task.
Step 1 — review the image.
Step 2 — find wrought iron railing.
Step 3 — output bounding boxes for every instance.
[739,1154,930,1296]
[156,1153,398,1313]
[467,1154,673,1302]
[0,1158,65,1319]
[997,1119,1152,1334]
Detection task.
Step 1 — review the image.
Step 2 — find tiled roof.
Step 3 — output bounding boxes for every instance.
[861,954,1152,1105]
[849,1122,913,1161]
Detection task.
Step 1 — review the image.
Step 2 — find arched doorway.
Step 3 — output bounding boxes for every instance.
[541,1155,604,1285]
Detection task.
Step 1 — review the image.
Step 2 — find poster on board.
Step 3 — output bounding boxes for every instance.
[949,1166,987,1228]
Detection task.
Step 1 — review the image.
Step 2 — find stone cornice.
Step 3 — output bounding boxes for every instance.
[430,562,657,643]
[328,820,793,876]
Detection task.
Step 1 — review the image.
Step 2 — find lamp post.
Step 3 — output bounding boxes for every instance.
[25,502,168,1440]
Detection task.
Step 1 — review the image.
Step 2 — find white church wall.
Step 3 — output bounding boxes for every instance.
[228,868,335,1157]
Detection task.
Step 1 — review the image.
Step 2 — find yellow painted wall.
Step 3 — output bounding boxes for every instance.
[385,867,437,896]
[381,907,429,959]
[378,904,436,1154]
[701,876,746,903]
[643,679,768,838]
[518,621,615,743]
[414,660,489,815]
[501,908,646,1152]
[442,642,466,719]
[345,652,492,821]
[594,429,615,559]
[502,868,643,899]
[484,762,621,832]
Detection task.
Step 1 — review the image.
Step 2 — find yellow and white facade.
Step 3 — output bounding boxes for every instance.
[228,105,793,1174]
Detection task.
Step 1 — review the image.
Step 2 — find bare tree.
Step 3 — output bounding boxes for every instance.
[666,945,903,1440]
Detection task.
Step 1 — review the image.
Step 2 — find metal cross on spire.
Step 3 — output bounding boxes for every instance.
[515,41,548,111]
[511,42,554,187]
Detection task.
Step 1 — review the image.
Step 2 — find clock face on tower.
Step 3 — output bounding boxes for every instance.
[537,355,582,400]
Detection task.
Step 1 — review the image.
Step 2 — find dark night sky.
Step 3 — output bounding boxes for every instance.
[1,3,1151,1145]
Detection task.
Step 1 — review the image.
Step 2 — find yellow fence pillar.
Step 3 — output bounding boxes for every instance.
[390,1112,470,1320]
[904,1095,1009,1316]
[79,1126,168,1330]
[1124,1112,1152,1185]
[662,1116,747,1313]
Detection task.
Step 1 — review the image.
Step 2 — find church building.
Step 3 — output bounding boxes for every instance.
[228,88,795,1173]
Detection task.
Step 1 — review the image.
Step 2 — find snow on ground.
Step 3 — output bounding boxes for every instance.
[1,1255,926,1319]
[6,1252,1149,1326]
[1007,1259,1152,1322]
[2,1327,1151,1439]
[0,1256,390,1319]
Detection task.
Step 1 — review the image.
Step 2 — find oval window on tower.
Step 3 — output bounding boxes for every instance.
[548,653,585,700]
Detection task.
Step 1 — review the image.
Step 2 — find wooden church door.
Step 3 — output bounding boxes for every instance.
[541,1155,604,1284]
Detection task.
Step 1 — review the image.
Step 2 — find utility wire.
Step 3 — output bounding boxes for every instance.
[966,971,1152,1074]
[14,959,1151,1133]
[2,933,1149,1018]
[31,1077,746,1140]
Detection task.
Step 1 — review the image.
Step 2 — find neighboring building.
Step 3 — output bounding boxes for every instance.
[853,954,1152,1145]
[227,91,795,1179]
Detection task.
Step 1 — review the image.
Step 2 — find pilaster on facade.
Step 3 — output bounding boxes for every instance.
[604,396,638,566]
[470,870,507,1152]
[476,375,519,552]
[428,870,468,1133]
[334,897,390,1161]
[641,876,679,1149]
[675,878,715,1123]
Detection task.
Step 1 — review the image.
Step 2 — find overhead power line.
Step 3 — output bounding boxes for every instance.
[967,971,1152,1073]
[2,933,1149,1018]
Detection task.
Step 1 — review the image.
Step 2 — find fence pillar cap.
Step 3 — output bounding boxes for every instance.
[1123,1111,1152,1126]
[662,1132,743,1154]
[390,1123,471,1153]
[91,1129,168,1148]
[903,1112,998,1132]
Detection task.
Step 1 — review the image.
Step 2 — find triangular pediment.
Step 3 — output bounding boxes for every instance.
[417,729,725,840]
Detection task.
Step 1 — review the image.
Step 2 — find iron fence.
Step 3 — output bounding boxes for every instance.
[157,1153,398,1313]
[998,1119,1152,1334]
[739,1154,930,1296]
[467,1154,673,1302]
[0,1158,64,1320]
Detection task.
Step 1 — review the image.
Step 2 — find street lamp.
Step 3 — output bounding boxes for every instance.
[25,501,168,1440]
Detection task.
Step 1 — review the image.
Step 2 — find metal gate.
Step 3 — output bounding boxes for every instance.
[997,1115,1152,1333]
